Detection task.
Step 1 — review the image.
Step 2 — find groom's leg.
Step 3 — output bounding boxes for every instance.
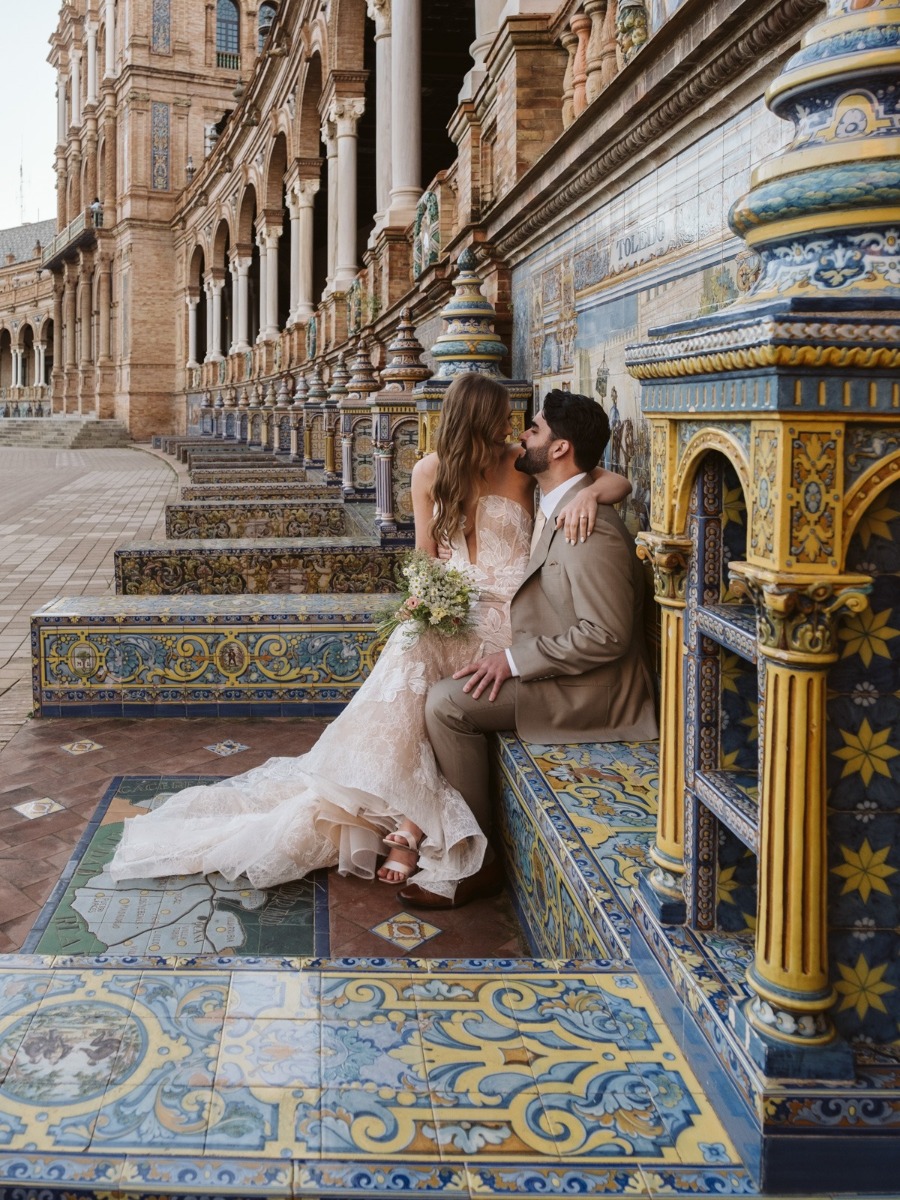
[425,675,517,837]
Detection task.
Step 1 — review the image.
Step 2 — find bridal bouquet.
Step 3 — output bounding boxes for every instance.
[379,550,478,640]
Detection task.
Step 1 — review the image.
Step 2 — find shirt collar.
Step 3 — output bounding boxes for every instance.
[539,473,587,517]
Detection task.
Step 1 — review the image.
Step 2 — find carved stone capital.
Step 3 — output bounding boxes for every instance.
[729,564,871,662]
[636,532,692,606]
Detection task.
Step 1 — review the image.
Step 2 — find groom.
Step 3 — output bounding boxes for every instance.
[401,389,659,910]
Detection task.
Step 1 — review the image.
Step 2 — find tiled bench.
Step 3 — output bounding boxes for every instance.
[165,500,347,539]
[115,538,402,595]
[492,733,900,1190]
[190,466,313,484]
[183,450,282,468]
[31,593,390,717]
[181,482,337,501]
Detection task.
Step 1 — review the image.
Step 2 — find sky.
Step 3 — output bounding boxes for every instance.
[0,4,59,231]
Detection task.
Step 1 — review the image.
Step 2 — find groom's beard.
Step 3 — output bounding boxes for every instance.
[514,443,551,476]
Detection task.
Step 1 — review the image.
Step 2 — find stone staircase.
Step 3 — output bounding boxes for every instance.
[0,418,131,448]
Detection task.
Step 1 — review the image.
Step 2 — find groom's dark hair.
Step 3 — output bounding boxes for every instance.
[542,389,610,472]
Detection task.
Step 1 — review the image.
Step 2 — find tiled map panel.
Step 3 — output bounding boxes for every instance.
[115,540,403,595]
[181,483,338,501]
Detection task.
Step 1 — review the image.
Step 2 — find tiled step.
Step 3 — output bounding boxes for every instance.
[184,449,283,467]
[31,592,389,717]
[180,482,338,501]
[165,500,348,539]
[115,538,402,594]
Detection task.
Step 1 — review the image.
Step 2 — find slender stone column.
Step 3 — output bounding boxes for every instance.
[322,119,338,290]
[36,344,46,387]
[209,274,225,360]
[294,179,319,318]
[332,97,365,291]
[71,50,83,128]
[65,271,78,369]
[86,22,99,106]
[204,277,214,361]
[97,259,112,362]
[636,533,692,921]
[386,0,421,227]
[730,567,870,1069]
[78,260,93,366]
[104,0,117,77]
[11,349,21,389]
[52,285,64,393]
[186,293,200,367]
[461,0,505,99]
[286,188,301,325]
[57,71,68,143]
[256,227,268,341]
[232,255,251,351]
[264,225,281,340]
[367,0,392,234]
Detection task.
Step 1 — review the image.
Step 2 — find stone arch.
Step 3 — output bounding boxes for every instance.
[212,215,233,270]
[19,323,34,387]
[844,450,900,557]
[237,182,258,244]
[189,244,208,364]
[673,427,751,535]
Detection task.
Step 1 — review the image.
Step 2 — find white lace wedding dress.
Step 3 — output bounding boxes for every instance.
[109,495,532,897]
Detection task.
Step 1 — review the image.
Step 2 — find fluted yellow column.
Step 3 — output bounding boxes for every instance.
[637,532,692,922]
[731,566,870,1071]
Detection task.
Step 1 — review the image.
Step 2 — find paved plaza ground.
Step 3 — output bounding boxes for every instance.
[0,446,524,958]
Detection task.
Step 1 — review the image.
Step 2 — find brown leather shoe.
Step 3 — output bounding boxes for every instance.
[398,859,505,910]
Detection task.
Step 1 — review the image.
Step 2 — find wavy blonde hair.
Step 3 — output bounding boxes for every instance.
[430,372,512,548]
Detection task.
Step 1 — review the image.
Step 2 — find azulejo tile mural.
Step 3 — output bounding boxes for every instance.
[0,961,740,1181]
[32,594,389,716]
[115,540,403,596]
[828,479,900,1048]
[165,501,348,539]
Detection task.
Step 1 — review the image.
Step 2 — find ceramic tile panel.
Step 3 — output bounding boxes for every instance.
[115,539,402,596]
[180,483,336,500]
[32,593,388,716]
[190,467,313,483]
[165,500,348,539]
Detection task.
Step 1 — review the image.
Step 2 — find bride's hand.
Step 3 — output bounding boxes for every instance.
[557,470,632,543]
[436,543,452,563]
[556,490,601,544]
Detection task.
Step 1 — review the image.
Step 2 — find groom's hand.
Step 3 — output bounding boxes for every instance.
[454,651,512,701]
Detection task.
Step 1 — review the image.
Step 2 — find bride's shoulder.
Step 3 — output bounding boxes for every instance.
[412,453,438,487]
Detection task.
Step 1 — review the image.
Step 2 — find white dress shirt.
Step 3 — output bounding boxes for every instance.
[505,473,586,677]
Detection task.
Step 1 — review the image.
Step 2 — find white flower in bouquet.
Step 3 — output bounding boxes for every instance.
[379,550,478,641]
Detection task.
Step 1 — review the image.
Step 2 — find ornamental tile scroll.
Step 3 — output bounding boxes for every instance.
[845,425,900,486]
[788,428,839,566]
[750,429,778,561]
[151,0,172,54]
[151,102,170,191]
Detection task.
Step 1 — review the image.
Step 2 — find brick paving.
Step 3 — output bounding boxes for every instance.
[0,446,525,957]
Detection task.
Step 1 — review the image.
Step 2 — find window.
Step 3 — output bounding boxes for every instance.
[216,0,240,69]
[258,3,277,50]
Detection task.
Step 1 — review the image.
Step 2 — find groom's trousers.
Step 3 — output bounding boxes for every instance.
[425,675,518,839]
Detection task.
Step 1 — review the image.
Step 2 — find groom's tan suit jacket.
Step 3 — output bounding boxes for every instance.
[509,475,658,744]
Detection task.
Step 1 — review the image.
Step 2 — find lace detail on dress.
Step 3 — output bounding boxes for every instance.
[110,496,532,894]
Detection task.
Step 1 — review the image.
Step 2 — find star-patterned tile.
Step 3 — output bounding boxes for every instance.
[59,739,103,755]
[205,739,250,756]
[11,798,64,819]
[371,912,443,951]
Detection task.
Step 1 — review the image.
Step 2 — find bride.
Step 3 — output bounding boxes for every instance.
[110,373,630,898]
